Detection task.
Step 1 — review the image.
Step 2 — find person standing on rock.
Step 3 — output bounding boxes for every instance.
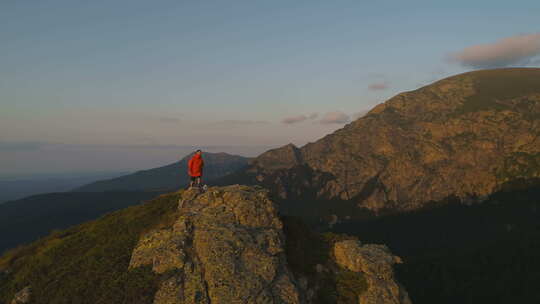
[188,149,204,189]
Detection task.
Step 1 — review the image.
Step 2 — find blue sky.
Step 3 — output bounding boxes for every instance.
[1,0,539,175]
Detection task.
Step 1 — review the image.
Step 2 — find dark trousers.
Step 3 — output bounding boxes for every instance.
[189,176,202,187]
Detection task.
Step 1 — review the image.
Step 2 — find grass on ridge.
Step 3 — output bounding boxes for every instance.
[0,191,182,304]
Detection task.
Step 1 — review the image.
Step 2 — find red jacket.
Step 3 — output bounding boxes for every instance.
[188,154,204,177]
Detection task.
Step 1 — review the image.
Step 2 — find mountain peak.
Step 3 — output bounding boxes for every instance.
[251,143,303,171]
[223,68,540,214]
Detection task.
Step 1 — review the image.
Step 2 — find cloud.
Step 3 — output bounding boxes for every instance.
[281,113,319,124]
[430,67,448,77]
[308,113,319,120]
[449,32,540,68]
[368,82,389,91]
[0,141,45,151]
[212,120,270,127]
[320,111,350,124]
[282,115,308,124]
[158,117,182,123]
[531,57,540,66]
[351,110,369,120]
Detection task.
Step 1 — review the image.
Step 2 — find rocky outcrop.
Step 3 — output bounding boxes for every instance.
[225,68,540,213]
[129,185,303,303]
[10,286,31,304]
[128,186,412,304]
[334,241,411,304]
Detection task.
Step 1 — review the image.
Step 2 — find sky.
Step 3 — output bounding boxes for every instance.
[1,0,540,176]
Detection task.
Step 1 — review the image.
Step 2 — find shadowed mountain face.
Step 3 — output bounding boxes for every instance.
[75,152,249,192]
[220,68,540,215]
[330,180,540,304]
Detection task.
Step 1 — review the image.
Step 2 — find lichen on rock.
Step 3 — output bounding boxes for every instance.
[129,229,187,274]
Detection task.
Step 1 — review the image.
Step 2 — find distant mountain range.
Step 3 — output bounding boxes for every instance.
[75,152,250,192]
[0,191,161,254]
[219,68,540,217]
[0,172,126,204]
[0,152,250,254]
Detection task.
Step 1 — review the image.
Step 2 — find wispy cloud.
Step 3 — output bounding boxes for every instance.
[212,120,270,127]
[0,141,44,151]
[320,111,350,124]
[0,141,271,153]
[281,113,319,124]
[158,117,182,123]
[351,110,369,120]
[531,57,540,66]
[449,32,540,68]
[368,82,389,91]
[282,115,308,124]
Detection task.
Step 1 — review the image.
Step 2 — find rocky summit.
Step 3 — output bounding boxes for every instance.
[127,185,411,304]
[225,68,540,213]
[129,185,301,303]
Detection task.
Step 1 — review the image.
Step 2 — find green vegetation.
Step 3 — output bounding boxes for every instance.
[0,191,162,254]
[456,68,540,114]
[282,217,367,304]
[0,191,181,304]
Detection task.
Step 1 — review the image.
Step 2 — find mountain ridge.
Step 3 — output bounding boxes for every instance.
[75,152,250,192]
[0,186,411,304]
[219,68,540,216]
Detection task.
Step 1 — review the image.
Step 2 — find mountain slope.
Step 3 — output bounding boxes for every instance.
[0,172,126,203]
[76,152,249,192]
[371,183,540,304]
[0,191,178,304]
[0,191,162,254]
[220,68,540,215]
[0,186,410,304]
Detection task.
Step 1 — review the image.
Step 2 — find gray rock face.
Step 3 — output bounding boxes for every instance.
[334,241,411,304]
[10,286,31,304]
[129,185,303,304]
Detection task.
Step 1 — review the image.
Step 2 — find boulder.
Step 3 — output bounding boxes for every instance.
[334,240,411,304]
